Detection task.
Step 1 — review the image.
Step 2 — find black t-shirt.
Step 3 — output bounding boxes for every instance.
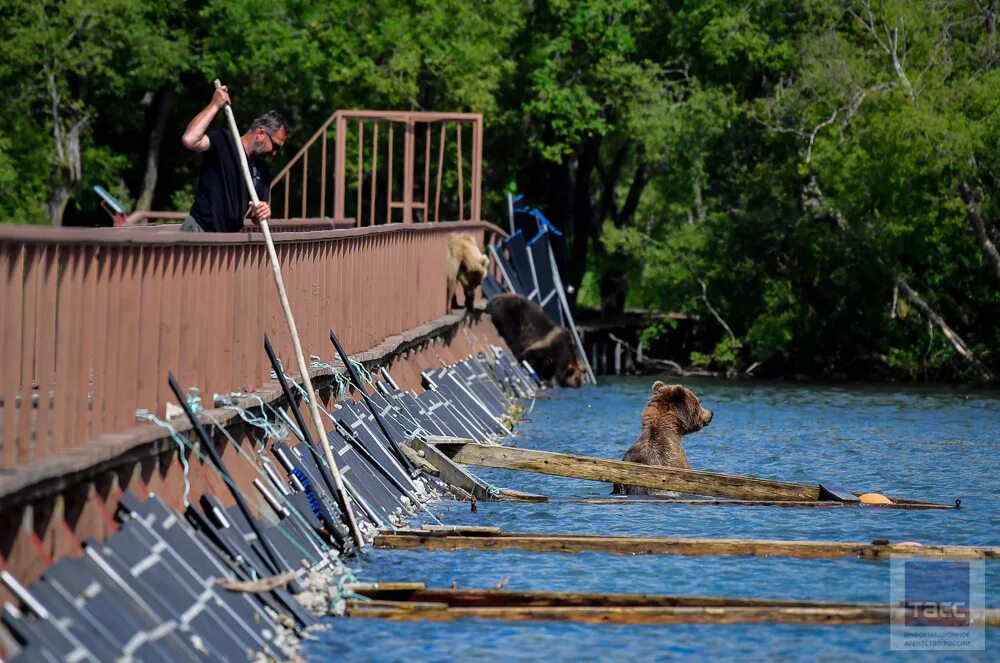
[189,127,271,232]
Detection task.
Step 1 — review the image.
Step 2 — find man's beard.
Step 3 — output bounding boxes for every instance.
[249,141,270,159]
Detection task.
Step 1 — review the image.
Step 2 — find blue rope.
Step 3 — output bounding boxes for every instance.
[135,409,193,507]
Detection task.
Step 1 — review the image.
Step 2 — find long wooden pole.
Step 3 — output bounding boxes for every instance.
[214,80,363,547]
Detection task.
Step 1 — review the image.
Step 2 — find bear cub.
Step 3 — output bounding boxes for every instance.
[447,233,490,310]
[611,381,713,495]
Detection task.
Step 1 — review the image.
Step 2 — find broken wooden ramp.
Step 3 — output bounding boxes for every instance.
[405,437,548,502]
[375,527,1000,560]
[430,440,954,507]
[343,584,1000,626]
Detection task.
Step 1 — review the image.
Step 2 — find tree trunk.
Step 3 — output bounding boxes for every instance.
[568,139,599,303]
[136,86,175,211]
[894,274,993,379]
[46,73,90,226]
[48,118,89,226]
[595,147,650,319]
[986,0,998,66]
[599,267,629,319]
[958,181,1000,281]
[47,180,74,226]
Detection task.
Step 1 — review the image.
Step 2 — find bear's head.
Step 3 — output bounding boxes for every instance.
[558,359,585,388]
[645,381,713,434]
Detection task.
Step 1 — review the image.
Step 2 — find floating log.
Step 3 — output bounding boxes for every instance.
[430,440,953,507]
[344,586,1000,626]
[375,528,1000,560]
[554,498,956,510]
[347,584,871,609]
[348,604,896,625]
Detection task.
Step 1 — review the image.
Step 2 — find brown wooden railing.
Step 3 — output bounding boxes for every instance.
[270,111,482,225]
[0,220,504,468]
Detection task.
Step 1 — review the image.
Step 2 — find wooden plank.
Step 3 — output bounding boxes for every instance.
[346,603,1000,626]
[347,585,875,609]
[375,529,1000,560]
[0,245,16,466]
[408,437,497,502]
[432,441,820,501]
[498,488,549,503]
[421,524,502,535]
[400,443,439,475]
[346,582,427,592]
[550,498,956,510]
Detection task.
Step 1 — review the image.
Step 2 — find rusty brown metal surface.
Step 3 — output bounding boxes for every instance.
[0,221,503,470]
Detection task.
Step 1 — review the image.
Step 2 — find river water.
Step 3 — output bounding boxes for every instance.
[307,377,1000,661]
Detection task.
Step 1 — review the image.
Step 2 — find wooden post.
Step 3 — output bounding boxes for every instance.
[334,112,347,221]
[403,118,415,223]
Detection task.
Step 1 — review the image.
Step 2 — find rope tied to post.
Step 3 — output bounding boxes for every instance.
[135,409,194,507]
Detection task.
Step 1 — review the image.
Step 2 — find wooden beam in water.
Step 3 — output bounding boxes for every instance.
[375,529,1000,560]
[430,441,952,507]
[432,441,820,501]
[554,498,957,510]
[348,604,902,625]
[346,585,875,609]
[344,586,1000,626]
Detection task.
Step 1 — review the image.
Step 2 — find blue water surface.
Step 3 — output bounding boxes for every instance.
[307,378,1000,661]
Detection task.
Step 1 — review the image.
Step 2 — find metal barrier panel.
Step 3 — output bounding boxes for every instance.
[0,221,501,466]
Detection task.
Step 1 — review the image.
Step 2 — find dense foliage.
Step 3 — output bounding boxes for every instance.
[1,1,998,381]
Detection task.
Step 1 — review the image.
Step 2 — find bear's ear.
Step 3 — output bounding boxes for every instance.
[652,382,685,401]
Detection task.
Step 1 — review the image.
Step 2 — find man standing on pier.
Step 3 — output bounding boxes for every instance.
[179,85,290,232]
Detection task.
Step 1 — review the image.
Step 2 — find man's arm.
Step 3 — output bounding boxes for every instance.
[181,86,231,152]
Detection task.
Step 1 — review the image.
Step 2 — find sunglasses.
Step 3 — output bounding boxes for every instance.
[261,129,284,156]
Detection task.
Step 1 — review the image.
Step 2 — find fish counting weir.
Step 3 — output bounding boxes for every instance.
[1,105,996,660]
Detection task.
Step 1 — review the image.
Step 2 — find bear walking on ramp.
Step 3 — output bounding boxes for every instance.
[612,381,713,495]
[447,233,490,310]
[485,293,584,388]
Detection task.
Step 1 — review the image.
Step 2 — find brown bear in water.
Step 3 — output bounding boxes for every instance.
[612,381,713,495]
[485,293,584,387]
[447,233,490,310]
